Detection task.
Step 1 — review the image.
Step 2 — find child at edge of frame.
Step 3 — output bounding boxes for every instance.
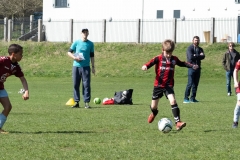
[0,44,29,134]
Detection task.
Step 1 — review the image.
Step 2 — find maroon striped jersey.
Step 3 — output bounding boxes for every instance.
[0,56,24,89]
[144,53,194,88]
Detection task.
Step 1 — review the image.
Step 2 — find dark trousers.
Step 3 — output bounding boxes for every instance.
[184,68,201,100]
[72,66,91,103]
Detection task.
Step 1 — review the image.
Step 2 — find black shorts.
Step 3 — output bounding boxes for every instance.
[152,86,175,100]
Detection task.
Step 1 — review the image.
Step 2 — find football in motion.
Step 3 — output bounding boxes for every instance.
[158,118,173,133]
[93,98,101,104]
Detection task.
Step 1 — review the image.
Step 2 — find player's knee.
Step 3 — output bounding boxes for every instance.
[169,100,176,105]
[237,101,240,106]
[3,104,12,113]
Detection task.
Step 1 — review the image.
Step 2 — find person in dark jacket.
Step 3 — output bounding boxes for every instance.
[222,42,240,96]
[183,36,205,103]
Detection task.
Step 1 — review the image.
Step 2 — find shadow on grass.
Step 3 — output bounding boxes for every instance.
[9,130,95,134]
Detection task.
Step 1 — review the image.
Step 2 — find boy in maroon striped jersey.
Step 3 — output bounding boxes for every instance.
[0,44,29,134]
[142,39,198,131]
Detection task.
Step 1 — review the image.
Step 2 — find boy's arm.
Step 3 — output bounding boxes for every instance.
[19,76,29,100]
[176,57,198,69]
[142,56,159,70]
[234,68,239,88]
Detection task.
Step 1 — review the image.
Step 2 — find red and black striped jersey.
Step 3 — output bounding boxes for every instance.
[144,53,193,88]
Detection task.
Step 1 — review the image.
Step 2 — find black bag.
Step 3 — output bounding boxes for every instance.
[114,89,133,105]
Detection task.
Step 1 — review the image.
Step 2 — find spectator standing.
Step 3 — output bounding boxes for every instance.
[222,42,240,96]
[183,36,205,103]
[67,28,95,109]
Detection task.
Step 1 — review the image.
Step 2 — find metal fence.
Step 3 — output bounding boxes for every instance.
[0,17,38,40]
[42,17,239,43]
[0,17,239,43]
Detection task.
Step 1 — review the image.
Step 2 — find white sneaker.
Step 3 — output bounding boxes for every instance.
[228,93,231,96]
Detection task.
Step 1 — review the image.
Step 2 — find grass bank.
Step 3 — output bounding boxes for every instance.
[0,41,237,78]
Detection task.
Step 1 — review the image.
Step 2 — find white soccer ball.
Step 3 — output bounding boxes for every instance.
[103,98,109,103]
[158,118,173,133]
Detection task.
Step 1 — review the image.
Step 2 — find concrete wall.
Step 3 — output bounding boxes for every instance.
[43,0,240,21]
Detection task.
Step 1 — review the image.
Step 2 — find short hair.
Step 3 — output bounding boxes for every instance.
[228,42,235,47]
[8,44,23,55]
[162,39,175,53]
[82,28,88,32]
[192,36,200,40]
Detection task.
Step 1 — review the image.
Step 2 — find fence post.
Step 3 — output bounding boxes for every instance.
[102,19,106,42]
[136,19,140,43]
[21,22,25,36]
[172,18,177,43]
[4,17,8,42]
[69,19,73,43]
[30,15,34,32]
[8,19,12,42]
[38,19,42,42]
[210,17,215,44]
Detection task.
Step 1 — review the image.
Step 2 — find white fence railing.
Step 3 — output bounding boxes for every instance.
[17,17,240,43]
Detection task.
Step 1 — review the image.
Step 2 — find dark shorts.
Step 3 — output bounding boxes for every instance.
[152,86,174,100]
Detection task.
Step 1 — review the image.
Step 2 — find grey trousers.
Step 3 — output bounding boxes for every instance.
[72,66,91,103]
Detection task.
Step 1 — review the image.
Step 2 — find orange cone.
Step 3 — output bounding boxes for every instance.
[66,98,75,106]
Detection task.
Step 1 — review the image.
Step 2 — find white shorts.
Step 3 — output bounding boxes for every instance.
[0,89,8,98]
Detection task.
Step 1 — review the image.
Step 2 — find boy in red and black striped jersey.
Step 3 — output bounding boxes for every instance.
[232,60,240,128]
[142,39,198,131]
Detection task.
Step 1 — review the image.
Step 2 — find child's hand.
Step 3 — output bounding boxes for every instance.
[193,65,199,70]
[234,82,239,88]
[142,65,147,70]
[22,91,29,100]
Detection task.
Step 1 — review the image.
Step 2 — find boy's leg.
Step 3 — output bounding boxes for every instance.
[148,87,163,123]
[148,99,159,123]
[0,92,12,133]
[232,94,240,128]
[167,91,186,131]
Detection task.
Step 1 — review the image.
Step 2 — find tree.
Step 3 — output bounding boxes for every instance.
[0,0,43,19]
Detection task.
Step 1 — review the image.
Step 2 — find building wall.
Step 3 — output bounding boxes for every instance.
[43,0,240,21]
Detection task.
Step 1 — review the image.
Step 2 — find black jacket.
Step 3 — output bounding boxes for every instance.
[186,44,205,68]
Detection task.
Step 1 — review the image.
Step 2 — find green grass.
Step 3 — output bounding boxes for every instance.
[1,42,240,159]
[1,76,240,159]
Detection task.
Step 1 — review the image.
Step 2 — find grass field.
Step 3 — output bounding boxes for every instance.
[1,76,240,160]
[1,42,240,159]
